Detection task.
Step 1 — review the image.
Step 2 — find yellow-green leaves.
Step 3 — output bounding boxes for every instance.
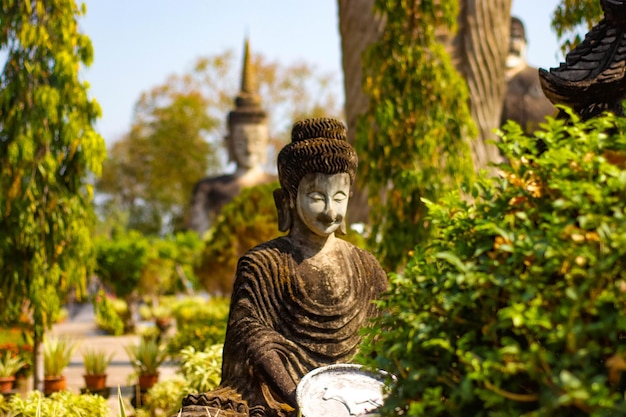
[0,0,105,344]
[358,0,475,271]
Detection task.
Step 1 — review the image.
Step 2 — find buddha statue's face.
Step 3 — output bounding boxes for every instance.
[506,22,527,70]
[229,123,268,169]
[295,172,350,237]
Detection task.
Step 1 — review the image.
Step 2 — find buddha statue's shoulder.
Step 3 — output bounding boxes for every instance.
[237,236,295,266]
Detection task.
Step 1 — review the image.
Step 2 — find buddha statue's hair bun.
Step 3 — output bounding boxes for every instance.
[277,117,357,202]
[291,117,347,143]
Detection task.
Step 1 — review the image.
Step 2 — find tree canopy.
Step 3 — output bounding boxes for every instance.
[0,0,105,386]
[0,0,105,328]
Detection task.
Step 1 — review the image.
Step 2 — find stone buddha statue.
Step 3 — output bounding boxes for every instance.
[188,38,276,236]
[178,117,388,417]
[501,17,556,134]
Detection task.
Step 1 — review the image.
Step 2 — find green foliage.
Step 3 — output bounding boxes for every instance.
[140,232,203,296]
[135,375,190,417]
[42,337,76,378]
[551,0,603,53]
[96,230,202,301]
[0,0,106,343]
[93,289,125,336]
[81,347,113,375]
[197,182,282,294]
[167,296,230,355]
[177,345,222,393]
[0,354,27,377]
[125,337,168,376]
[97,72,220,234]
[95,230,150,299]
[0,340,33,379]
[137,345,223,417]
[0,390,109,417]
[357,0,475,271]
[360,109,626,416]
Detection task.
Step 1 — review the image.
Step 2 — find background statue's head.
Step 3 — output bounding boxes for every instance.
[226,122,269,170]
[274,117,357,234]
[507,16,528,70]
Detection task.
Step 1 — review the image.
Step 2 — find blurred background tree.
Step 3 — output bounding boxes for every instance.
[0,0,105,389]
[96,50,341,235]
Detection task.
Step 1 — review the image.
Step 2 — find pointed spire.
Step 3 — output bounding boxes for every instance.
[240,37,256,95]
[235,36,261,108]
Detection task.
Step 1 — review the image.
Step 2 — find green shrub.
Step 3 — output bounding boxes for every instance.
[95,229,149,299]
[136,345,223,417]
[93,289,125,336]
[135,375,190,417]
[360,109,626,416]
[0,390,109,416]
[197,182,282,294]
[166,296,229,355]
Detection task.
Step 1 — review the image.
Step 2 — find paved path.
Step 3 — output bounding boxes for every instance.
[47,303,177,416]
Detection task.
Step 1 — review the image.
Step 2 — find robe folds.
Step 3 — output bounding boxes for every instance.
[220,236,388,416]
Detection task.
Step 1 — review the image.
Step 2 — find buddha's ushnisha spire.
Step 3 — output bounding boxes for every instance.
[235,37,261,108]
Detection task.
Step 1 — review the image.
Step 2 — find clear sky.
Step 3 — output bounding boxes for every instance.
[80,0,564,145]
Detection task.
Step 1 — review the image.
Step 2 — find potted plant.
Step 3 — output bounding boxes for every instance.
[152,304,173,333]
[124,337,167,391]
[43,336,76,395]
[82,347,113,392]
[0,354,26,393]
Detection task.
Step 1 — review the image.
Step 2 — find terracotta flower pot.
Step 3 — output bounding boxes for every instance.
[83,373,107,390]
[155,317,172,332]
[43,375,66,395]
[0,376,15,393]
[138,372,159,391]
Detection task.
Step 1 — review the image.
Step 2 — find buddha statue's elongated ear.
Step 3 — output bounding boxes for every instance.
[273,188,292,232]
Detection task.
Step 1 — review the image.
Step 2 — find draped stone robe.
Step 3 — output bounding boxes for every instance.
[220,236,388,416]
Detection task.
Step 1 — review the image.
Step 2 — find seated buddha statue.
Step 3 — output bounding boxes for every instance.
[178,117,388,417]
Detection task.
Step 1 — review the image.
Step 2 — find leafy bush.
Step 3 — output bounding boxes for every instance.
[0,390,109,416]
[135,375,190,417]
[95,229,150,299]
[360,109,626,416]
[166,296,229,355]
[93,289,126,336]
[136,345,223,417]
[197,182,283,294]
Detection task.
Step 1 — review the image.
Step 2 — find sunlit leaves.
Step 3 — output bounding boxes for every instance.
[358,0,475,271]
[360,110,626,416]
[551,0,603,53]
[0,0,105,338]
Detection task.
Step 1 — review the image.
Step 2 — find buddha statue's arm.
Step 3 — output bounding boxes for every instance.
[257,350,298,406]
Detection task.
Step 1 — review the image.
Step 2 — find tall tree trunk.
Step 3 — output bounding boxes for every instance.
[339,0,512,217]
[450,0,512,169]
[338,0,384,225]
